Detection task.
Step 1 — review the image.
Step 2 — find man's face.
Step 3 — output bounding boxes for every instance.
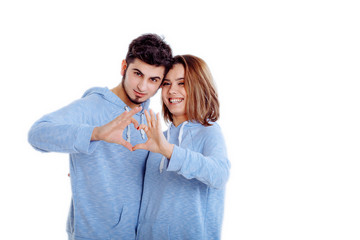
[121,58,165,104]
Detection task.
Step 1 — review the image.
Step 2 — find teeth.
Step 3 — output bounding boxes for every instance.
[169,98,183,103]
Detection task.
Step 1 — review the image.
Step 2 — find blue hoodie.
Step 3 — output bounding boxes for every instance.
[28,87,149,240]
[136,121,230,240]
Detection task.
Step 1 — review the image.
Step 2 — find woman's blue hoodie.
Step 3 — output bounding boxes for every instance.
[28,87,149,240]
[136,121,230,240]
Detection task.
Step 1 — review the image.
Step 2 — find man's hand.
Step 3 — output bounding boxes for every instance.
[91,106,142,151]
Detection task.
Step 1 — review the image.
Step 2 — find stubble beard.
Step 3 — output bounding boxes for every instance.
[121,77,144,105]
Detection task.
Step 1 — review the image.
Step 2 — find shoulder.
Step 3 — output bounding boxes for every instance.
[81,87,108,102]
[198,122,222,136]
[188,122,224,142]
[185,122,226,151]
[60,87,117,118]
[76,87,117,109]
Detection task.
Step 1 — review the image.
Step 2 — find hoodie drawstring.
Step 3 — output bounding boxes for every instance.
[124,107,131,142]
[178,121,188,145]
[140,113,146,139]
[159,121,188,173]
[159,127,171,173]
[124,106,146,142]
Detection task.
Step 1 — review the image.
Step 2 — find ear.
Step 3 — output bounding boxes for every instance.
[120,59,127,76]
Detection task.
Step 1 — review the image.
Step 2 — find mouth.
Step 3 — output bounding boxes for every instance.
[169,98,184,104]
[134,90,146,98]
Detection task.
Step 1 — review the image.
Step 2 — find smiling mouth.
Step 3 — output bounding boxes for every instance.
[169,98,184,103]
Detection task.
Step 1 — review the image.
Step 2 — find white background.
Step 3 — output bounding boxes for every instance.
[1,0,359,239]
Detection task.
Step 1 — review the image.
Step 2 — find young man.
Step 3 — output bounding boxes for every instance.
[28,34,173,240]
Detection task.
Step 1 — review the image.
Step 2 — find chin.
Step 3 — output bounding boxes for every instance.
[129,97,145,105]
[170,110,186,116]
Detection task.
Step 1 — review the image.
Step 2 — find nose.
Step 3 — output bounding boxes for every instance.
[169,84,178,95]
[137,79,147,92]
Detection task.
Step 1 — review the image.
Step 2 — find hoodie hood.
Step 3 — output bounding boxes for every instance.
[82,87,151,113]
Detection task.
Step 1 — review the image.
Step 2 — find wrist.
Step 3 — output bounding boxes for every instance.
[161,142,174,160]
[91,127,100,141]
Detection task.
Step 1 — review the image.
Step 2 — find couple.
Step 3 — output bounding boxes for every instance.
[28,34,230,240]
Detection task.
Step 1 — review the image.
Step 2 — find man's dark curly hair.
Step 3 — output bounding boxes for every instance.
[125,33,173,74]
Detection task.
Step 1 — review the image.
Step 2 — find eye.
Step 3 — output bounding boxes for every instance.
[178,82,185,86]
[162,82,170,86]
[150,78,159,83]
[134,71,142,77]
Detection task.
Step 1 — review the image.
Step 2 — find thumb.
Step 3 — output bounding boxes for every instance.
[119,139,134,152]
[130,117,139,130]
[132,143,148,151]
[137,124,148,132]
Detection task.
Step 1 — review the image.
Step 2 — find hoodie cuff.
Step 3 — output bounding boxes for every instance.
[167,145,186,172]
[74,125,99,154]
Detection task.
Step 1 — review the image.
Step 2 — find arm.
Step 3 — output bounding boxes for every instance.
[133,110,230,189]
[28,98,141,153]
[28,118,97,154]
[167,127,230,189]
[28,99,98,154]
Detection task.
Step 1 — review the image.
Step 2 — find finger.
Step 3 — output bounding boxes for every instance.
[150,109,156,127]
[156,113,161,128]
[133,143,148,151]
[114,108,135,122]
[115,111,129,122]
[130,117,139,129]
[137,124,148,132]
[126,106,142,118]
[144,110,151,127]
[119,139,133,151]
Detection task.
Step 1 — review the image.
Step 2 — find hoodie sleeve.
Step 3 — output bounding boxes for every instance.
[28,98,100,154]
[166,125,230,189]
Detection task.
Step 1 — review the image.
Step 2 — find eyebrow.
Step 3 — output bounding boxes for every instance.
[132,68,162,80]
[163,77,185,81]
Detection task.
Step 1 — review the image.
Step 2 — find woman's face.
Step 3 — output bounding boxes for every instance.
[162,64,187,121]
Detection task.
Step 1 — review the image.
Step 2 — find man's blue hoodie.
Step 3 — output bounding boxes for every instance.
[28,87,149,240]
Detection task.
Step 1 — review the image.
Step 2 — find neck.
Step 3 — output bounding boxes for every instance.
[172,116,188,127]
[111,84,140,109]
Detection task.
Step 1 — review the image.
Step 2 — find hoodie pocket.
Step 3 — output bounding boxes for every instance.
[111,206,124,231]
[109,206,136,239]
[136,221,171,240]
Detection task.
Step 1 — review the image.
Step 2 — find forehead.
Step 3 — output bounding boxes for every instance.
[129,58,165,77]
[165,64,185,80]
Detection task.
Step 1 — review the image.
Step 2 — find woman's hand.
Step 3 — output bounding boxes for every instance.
[133,109,174,159]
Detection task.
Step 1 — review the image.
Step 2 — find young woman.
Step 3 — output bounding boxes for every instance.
[133,55,230,240]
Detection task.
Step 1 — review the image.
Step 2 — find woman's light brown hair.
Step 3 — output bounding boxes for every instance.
[162,55,220,126]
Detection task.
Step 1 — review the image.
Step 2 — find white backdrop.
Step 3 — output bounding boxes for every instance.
[1,0,359,239]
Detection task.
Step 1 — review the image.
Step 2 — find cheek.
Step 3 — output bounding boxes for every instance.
[123,75,135,88]
[161,87,167,101]
[145,84,159,97]
[181,88,187,99]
